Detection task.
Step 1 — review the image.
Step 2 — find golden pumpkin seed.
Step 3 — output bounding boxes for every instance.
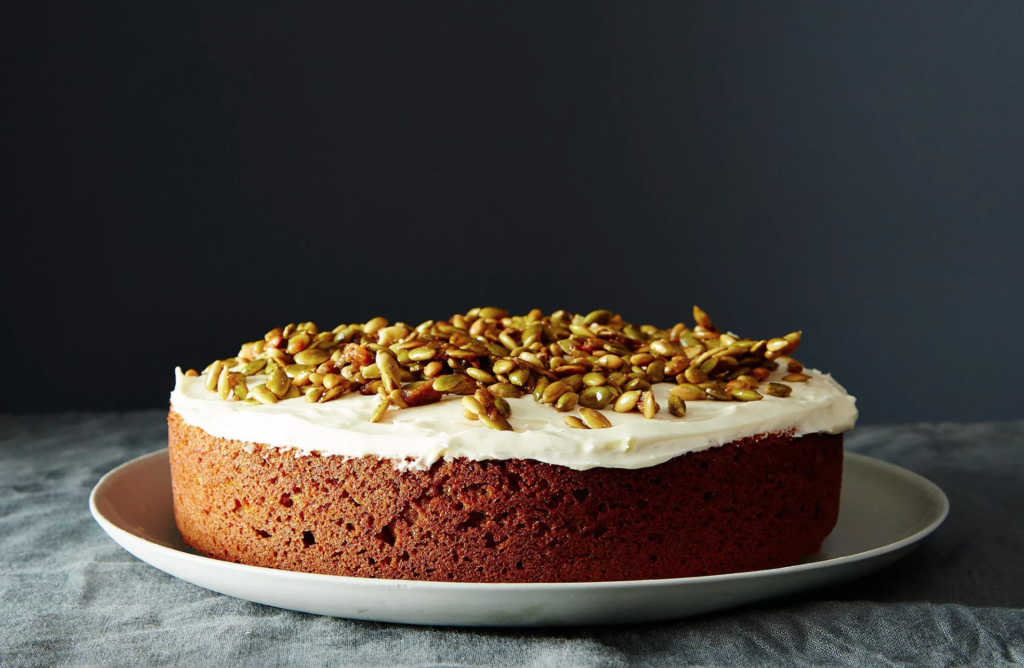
[583,372,606,387]
[251,385,278,405]
[693,305,713,329]
[649,340,679,357]
[640,391,658,419]
[533,376,550,401]
[784,358,804,373]
[684,366,708,384]
[462,396,486,417]
[284,384,301,399]
[563,415,589,429]
[646,359,666,383]
[267,368,291,399]
[765,382,792,397]
[508,368,531,387]
[478,307,507,320]
[322,373,345,390]
[479,413,513,431]
[241,359,268,376]
[433,374,463,393]
[578,386,615,410]
[783,373,811,382]
[407,346,436,362]
[216,364,232,399]
[231,373,249,400]
[542,380,568,404]
[555,391,578,412]
[576,407,611,429]
[369,396,390,422]
[705,386,732,401]
[732,389,763,401]
[294,349,329,366]
[205,361,223,391]
[668,395,686,417]
[766,337,789,352]
[670,384,705,401]
[613,390,640,412]
[305,387,324,403]
[464,367,496,384]
[489,383,521,398]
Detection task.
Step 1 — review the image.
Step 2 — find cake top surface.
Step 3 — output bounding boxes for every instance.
[170,307,857,470]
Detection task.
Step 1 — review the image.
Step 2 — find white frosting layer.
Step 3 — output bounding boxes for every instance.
[170,367,857,471]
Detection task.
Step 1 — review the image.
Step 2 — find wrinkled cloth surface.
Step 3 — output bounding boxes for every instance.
[1,413,1022,667]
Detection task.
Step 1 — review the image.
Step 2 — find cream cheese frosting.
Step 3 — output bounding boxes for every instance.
[169,367,857,471]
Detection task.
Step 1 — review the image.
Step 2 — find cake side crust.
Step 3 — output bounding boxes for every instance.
[168,409,843,583]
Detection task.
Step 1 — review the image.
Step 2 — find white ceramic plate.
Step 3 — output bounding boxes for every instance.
[90,450,947,627]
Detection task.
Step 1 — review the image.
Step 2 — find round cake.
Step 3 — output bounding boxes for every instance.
[168,307,857,583]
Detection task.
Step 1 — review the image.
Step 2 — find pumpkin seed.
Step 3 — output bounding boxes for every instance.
[185,368,199,377]
[684,367,708,384]
[464,408,479,421]
[508,368,531,387]
[563,415,589,429]
[490,359,515,375]
[578,386,615,410]
[624,377,651,392]
[241,359,269,376]
[205,361,223,391]
[462,396,486,417]
[765,382,792,397]
[784,358,804,373]
[613,390,641,412]
[578,407,612,429]
[583,372,606,387]
[231,374,248,400]
[466,367,497,384]
[251,385,278,405]
[542,380,569,404]
[489,383,521,398]
[670,384,705,401]
[646,359,666,383]
[783,373,811,382]
[640,391,658,419]
[705,386,732,401]
[267,368,291,398]
[479,413,513,431]
[369,396,390,422]
[479,307,508,320]
[555,391,578,412]
[432,374,464,393]
[294,349,329,366]
[322,374,345,390]
[284,384,301,399]
[305,387,324,403]
[649,340,679,357]
[692,305,713,329]
[423,361,443,378]
[732,389,763,402]
[217,365,232,399]
[533,376,550,402]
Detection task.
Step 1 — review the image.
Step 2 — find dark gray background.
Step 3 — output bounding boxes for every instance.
[2,2,1022,423]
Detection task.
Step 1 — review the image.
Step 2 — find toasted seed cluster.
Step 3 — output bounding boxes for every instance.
[189,307,806,432]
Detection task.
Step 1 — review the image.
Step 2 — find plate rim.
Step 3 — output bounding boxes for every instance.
[90,449,949,592]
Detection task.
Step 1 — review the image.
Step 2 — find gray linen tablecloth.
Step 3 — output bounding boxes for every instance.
[1,413,1022,667]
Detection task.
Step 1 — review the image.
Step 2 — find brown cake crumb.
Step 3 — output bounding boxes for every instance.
[169,410,842,583]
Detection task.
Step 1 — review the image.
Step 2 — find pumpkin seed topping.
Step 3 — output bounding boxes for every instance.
[187,306,813,428]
